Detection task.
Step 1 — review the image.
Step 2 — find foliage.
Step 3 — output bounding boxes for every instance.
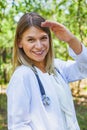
[0,0,87,83]
[0,1,87,129]
[75,99,87,130]
[0,0,87,130]
[0,94,7,130]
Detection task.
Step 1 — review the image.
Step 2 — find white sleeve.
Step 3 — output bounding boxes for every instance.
[6,70,32,130]
[55,44,87,83]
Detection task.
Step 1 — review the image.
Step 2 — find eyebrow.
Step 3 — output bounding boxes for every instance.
[26,36,34,39]
[25,34,48,39]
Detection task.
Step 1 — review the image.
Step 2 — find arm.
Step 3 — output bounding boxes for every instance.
[41,20,82,54]
[6,69,32,130]
[55,44,87,82]
[41,20,87,82]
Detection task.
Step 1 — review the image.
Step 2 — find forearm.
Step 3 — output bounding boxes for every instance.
[41,20,83,55]
[67,35,82,55]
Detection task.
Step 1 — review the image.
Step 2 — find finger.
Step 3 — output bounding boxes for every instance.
[41,20,56,27]
[42,20,61,26]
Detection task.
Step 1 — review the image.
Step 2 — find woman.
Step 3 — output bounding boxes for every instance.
[6,12,87,130]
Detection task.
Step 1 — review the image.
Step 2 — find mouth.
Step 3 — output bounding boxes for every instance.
[32,50,45,55]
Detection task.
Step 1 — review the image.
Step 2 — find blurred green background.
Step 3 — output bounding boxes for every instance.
[0,0,87,130]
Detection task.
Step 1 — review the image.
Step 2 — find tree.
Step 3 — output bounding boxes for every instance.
[0,0,87,84]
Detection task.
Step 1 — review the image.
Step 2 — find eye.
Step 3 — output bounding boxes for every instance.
[27,38,34,43]
[41,36,48,41]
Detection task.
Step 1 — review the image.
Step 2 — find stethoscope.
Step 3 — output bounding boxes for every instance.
[32,66,51,106]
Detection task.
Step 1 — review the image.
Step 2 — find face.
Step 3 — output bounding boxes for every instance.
[19,26,49,67]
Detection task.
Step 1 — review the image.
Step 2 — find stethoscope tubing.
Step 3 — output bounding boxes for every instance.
[32,66,51,106]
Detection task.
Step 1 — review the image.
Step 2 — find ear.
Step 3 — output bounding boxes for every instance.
[18,43,23,48]
[18,40,23,48]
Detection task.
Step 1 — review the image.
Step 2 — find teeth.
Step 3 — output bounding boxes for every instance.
[34,51,43,55]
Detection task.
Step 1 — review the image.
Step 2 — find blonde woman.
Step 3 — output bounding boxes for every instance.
[7,12,87,130]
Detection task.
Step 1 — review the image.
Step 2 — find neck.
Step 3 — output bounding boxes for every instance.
[33,63,46,73]
[37,64,46,73]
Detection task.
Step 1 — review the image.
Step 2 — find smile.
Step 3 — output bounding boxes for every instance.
[33,50,44,55]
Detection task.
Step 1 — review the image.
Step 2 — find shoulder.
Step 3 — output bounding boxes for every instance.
[12,65,34,79]
[14,65,33,74]
[7,65,34,95]
[8,65,35,88]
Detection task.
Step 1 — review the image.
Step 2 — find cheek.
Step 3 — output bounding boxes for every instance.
[21,44,30,54]
[46,41,50,51]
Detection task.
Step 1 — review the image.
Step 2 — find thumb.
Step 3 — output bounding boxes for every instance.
[41,20,53,27]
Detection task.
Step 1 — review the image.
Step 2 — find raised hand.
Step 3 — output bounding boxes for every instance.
[41,20,82,54]
[41,20,74,43]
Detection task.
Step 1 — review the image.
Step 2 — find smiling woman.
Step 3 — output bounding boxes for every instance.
[6,12,87,130]
[18,26,49,72]
[13,12,53,73]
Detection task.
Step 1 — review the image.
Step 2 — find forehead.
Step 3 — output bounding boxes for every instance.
[22,26,48,37]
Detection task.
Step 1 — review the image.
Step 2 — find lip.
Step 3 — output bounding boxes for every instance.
[32,50,45,55]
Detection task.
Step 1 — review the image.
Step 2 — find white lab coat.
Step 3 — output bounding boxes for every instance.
[6,44,87,130]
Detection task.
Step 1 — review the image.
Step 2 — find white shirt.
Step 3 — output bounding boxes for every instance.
[6,45,87,130]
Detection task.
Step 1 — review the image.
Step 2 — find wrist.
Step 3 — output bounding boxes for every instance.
[67,35,76,45]
[67,35,82,54]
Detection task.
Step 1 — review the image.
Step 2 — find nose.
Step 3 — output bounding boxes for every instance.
[35,40,42,49]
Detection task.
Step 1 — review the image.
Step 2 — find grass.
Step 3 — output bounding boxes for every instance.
[74,95,87,130]
[76,105,87,130]
[0,94,7,130]
[0,93,87,130]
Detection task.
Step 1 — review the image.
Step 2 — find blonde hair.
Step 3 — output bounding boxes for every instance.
[13,12,55,74]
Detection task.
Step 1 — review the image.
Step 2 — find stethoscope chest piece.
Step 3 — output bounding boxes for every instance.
[32,66,51,107]
[42,95,51,106]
